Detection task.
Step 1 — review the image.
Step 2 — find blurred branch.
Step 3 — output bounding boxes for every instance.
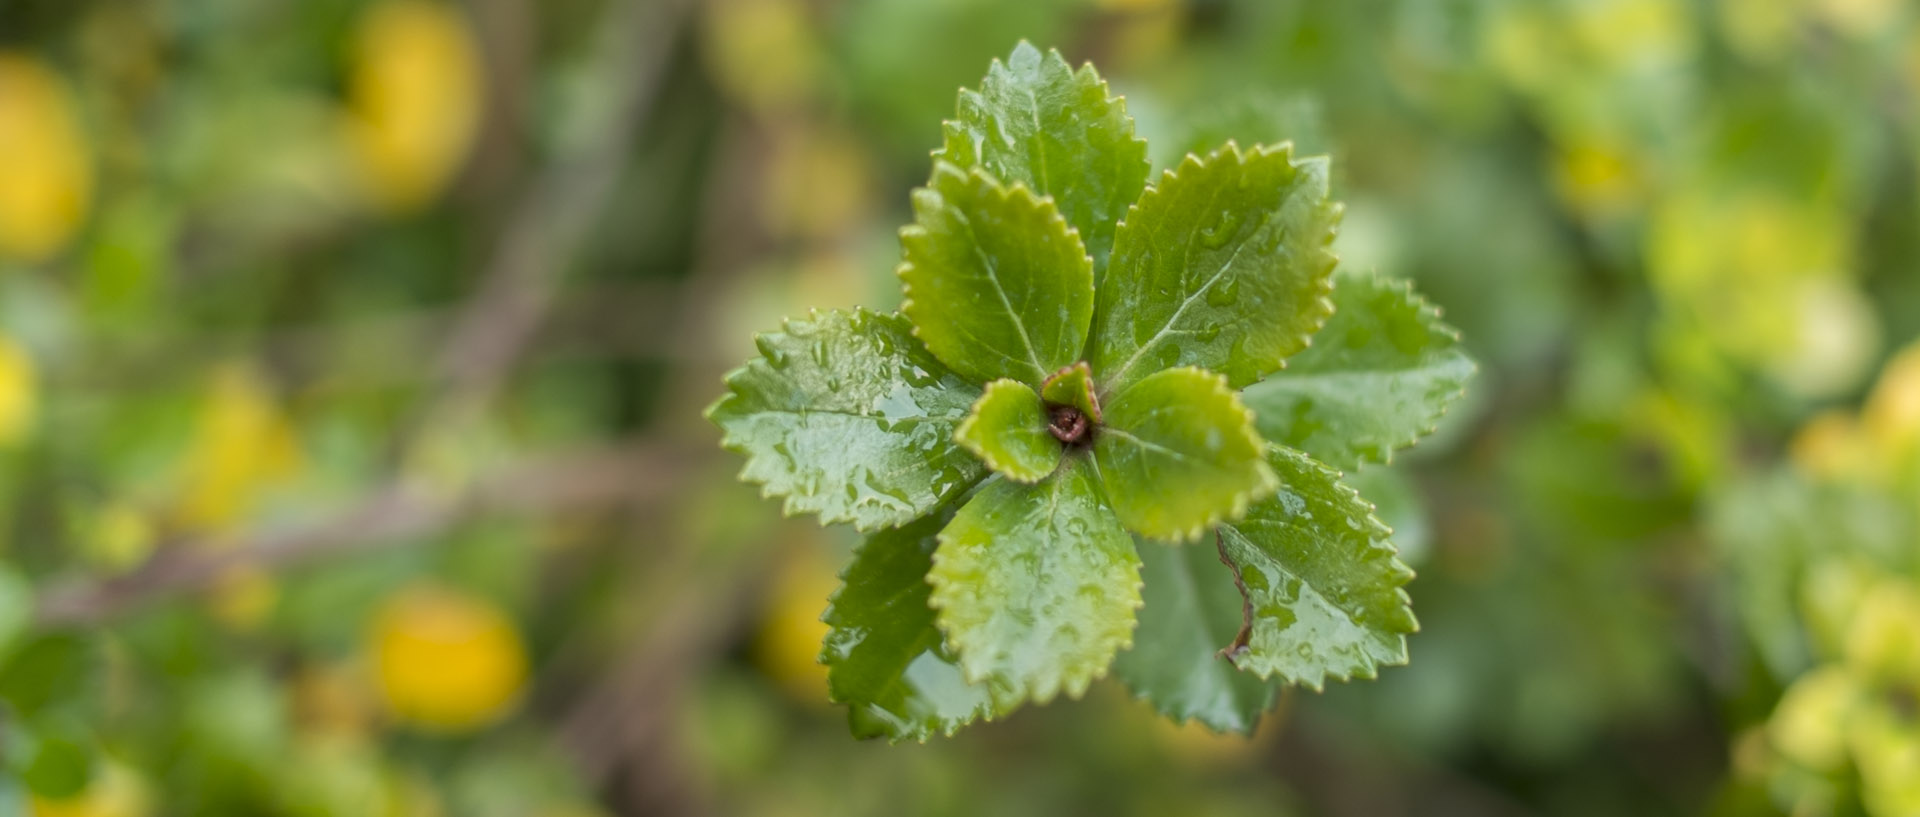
[64,281,704,394]
[423,0,695,426]
[33,439,693,628]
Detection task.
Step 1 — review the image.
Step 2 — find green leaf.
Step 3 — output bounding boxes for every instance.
[822,508,997,742]
[1216,446,1417,689]
[954,379,1060,483]
[1040,361,1100,423]
[0,634,95,714]
[1242,271,1475,471]
[1114,538,1277,733]
[9,719,91,799]
[929,464,1141,708]
[0,565,34,662]
[1092,367,1276,542]
[899,162,1095,385]
[937,41,1149,272]
[708,309,986,532]
[1089,142,1341,396]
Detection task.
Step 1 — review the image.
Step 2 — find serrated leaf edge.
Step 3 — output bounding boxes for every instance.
[925,474,1146,707]
[1223,445,1419,691]
[1100,140,1342,397]
[704,306,987,533]
[1314,272,1479,470]
[954,379,1061,484]
[1040,361,1102,423]
[1103,366,1280,544]
[818,523,997,744]
[932,41,1151,197]
[897,162,1095,386]
[1116,540,1279,734]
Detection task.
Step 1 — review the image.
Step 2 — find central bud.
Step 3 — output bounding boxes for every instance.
[1047,404,1092,446]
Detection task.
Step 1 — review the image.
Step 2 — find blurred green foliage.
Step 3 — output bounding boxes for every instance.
[0,0,1916,814]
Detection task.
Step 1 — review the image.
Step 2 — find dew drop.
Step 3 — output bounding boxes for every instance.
[1199,211,1242,249]
[1205,277,1241,308]
[757,337,790,369]
[1240,565,1270,592]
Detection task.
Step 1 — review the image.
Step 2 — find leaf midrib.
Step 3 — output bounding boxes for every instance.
[949,199,1047,381]
[1101,181,1243,395]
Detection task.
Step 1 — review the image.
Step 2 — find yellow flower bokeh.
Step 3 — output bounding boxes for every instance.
[174,366,304,533]
[0,53,92,263]
[345,0,482,213]
[0,333,38,446]
[369,584,528,733]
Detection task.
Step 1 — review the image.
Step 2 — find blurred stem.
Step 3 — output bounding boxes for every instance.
[32,439,690,627]
[416,0,695,435]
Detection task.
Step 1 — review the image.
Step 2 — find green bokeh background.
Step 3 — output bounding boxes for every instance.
[1,0,1918,814]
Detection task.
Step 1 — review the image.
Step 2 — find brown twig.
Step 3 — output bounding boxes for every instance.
[422,0,694,428]
[33,440,690,628]
[1216,530,1254,660]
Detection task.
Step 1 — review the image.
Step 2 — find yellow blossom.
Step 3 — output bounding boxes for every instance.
[751,543,836,701]
[369,584,528,733]
[701,0,821,113]
[1767,666,1860,772]
[0,54,92,262]
[30,762,149,817]
[174,366,304,532]
[345,0,482,212]
[1864,342,1920,456]
[1843,580,1920,685]
[0,334,37,446]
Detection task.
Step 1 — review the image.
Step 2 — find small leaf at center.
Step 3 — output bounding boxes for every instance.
[1092,367,1277,542]
[954,380,1061,484]
[1040,361,1101,423]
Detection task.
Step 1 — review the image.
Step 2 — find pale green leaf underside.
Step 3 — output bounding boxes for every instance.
[900,162,1095,385]
[1090,142,1341,397]
[1217,445,1417,690]
[1093,367,1276,543]
[937,41,1150,273]
[1115,538,1277,733]
[929,464,1142,709]
[1243,271,1475,471]
[1040,361,1100,422]
[707,309,985,531]
[822,507,997,742]
[955,379,1060,483]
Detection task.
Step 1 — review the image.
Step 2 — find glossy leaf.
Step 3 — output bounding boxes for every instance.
[1216,446,1417,689]
[929,465,1141,708]
[1093,367,1276,542]
[1115,538,1277,733]
[822,508,997,742]
[937,41,1149,272]
[899,162,1095,385]
[955,379,1060,483]
[1089,142,1340,396]
[1040,361,1100,423]
[1243,271,1475,471]
[708,309,986,531]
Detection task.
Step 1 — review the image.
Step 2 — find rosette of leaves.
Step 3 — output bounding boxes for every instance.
[708,43,1474,740]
